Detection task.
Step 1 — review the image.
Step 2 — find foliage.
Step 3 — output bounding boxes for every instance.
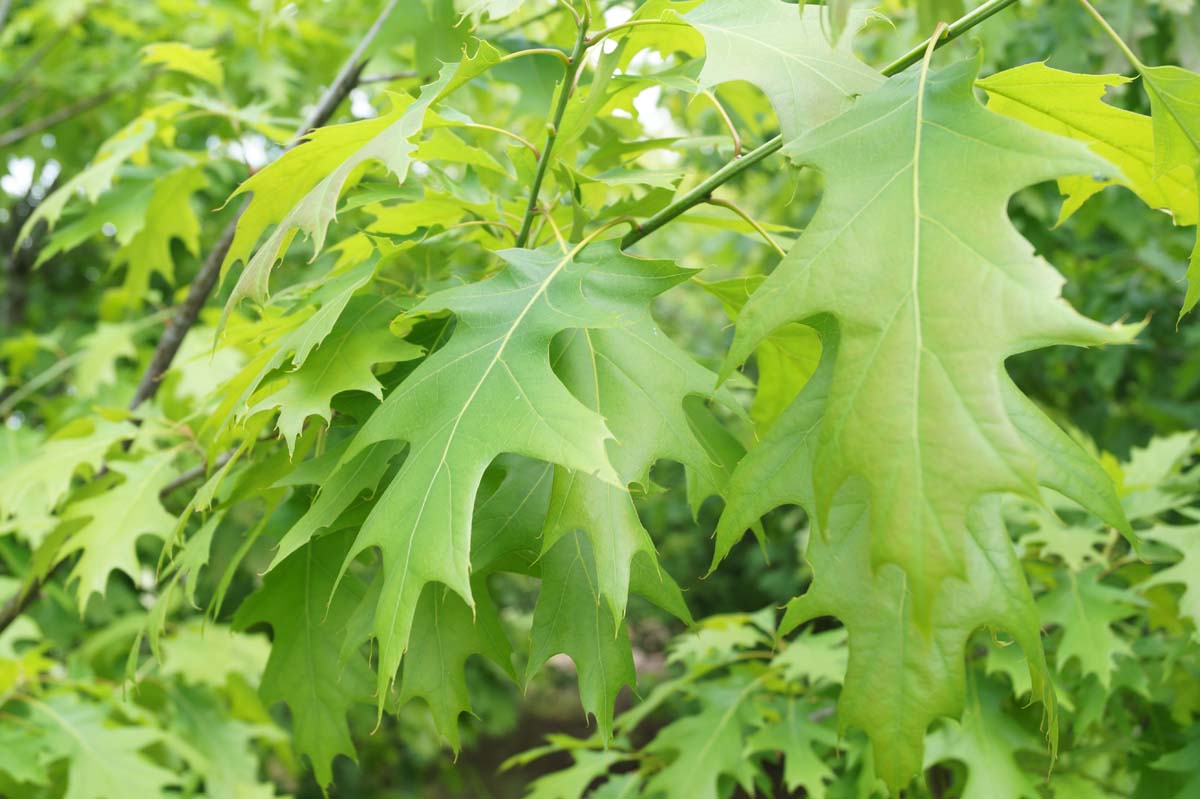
[2,0,1199,797]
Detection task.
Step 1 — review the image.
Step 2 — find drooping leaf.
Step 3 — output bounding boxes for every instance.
[317,243,693,702]
[233,530,375,790]
[398,579,514,749]
[526,530,637,740]
[716,57,1137,789]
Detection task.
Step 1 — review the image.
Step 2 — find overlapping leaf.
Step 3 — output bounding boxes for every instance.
[715,57,1137,789]
[684,0,882,141]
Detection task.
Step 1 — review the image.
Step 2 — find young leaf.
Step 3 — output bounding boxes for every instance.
[219,71,453,319]
[718,57,1136,789]
[978,63,1198,228]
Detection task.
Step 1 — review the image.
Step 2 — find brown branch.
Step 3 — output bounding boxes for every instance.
[0,85,123,149]
[129,0,403,411]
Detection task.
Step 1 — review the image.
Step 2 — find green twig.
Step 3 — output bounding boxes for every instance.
[514,7,591,248]
[622,0,1022,249]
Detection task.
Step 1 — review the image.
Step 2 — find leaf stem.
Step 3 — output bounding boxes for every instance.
[622,0,1021,249]
[458,121,541,157]
[705,197,786,257]
[585,19,687,48]
[500,47,572,67]
[700,88,742,158]
[514,9,591,248]
[1073,0,1145,70]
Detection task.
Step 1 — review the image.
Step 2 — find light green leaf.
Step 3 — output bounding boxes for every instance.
[245,294,423,451]
[58,451,178,610]
[719,57,1137,790]
[31,695,177,799]
[684,0,882,142]
[0,417,135,536]
[1039,566,1139,687]
[141,41,225,87]
[979,62,1198,226]
[1140,523,1200,634]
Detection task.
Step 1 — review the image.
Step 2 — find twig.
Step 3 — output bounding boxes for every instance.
[700,88,741,158]
[0,85,124,149]
[128,0,402,411]
[705,197,785,257]
[621,0,1021,249]
[358,70,421,84]
[514,8,591,247]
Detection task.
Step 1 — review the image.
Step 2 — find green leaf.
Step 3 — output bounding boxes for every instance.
[316,243,684,702]
[31,695,177,799]
[745,696,837,799]
[683,0,882,142]
[978,62,1198,227]
[219,75,449,318]
[57,451,178,610]
[398,579,514,749]
[245,294,423,451]
[923,675,1043,799]
[233,531,375,790]
[18,104,178,243]
[719,57,1137,790]
[702,276,821,433]
[1039,566,1139,687]
[526,530,637,740]
[1139,64,1200,316]
[1139,523,1200,635]
[643,681,763,799]
[141,42,225,87]
[112,163,208,304]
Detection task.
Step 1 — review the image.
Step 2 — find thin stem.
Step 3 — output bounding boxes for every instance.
[500,47,572,67]
[556,0,582,27]
[585,18,686,47]
[1073,0,1145,69]
[887,0,1021,75]
[623,0,1021,249]
[515,12,591,248]
[706,198,786,257]
[359,70,421,84]
[622,137,783,249]
[458,122,541,157]
[700,88,742,158]
[538,205,569,252]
